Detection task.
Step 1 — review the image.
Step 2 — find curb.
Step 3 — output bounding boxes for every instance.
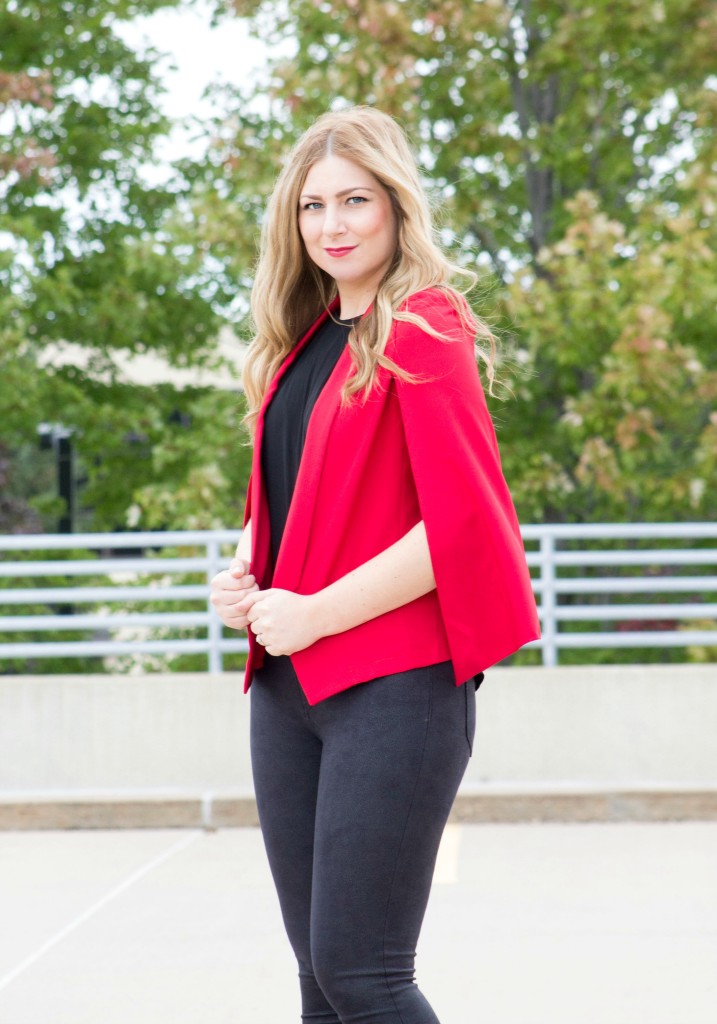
[2,786,716,830]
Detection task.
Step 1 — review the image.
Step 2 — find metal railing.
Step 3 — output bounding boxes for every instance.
[522,522,717,666]
[1,524,716,671]
[0,530,243,673]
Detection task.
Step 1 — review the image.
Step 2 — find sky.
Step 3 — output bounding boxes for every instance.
[116,0,270,162]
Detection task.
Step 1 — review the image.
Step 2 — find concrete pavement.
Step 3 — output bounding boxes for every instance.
[0,823,715,1023]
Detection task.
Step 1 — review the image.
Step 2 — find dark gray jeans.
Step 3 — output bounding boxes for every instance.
[250,653,477,1023]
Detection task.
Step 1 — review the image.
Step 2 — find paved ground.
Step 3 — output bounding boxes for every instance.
[0,823,715,1024]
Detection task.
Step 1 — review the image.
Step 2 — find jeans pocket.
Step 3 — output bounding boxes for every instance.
[464,681,476,756]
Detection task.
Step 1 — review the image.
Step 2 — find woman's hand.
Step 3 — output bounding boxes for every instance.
[210,559,259,631]
[243,588,322,656]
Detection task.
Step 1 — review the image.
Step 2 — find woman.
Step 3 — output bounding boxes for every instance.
[211,106,540,1023]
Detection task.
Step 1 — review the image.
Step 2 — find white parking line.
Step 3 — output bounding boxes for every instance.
[433,824,461,885]
[0,831,203,994]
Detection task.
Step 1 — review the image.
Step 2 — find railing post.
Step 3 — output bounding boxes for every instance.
[206,537,222,674]
[540,533,558,667]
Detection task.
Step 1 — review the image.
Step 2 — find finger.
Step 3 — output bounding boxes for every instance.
[234,591,259,615]
[220,582,258,607]
[221,614,248,629]
[211,570,247,592]
[243,589,268,611]
[216,575,255,597]
[233,574,256,591]
[212,603,250,626]
[217,598,253,620]
[211,585,245,605]
[229,559,250,578]
[227,577,257,596]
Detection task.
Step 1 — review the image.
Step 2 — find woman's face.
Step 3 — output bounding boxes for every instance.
[298,155,397,304]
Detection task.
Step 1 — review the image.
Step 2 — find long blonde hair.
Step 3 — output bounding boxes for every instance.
[242,106,496,438]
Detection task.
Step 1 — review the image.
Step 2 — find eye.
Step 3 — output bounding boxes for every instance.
[301,201,323,211]
[346,195,368,205]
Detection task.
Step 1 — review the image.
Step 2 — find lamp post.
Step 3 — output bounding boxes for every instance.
[38,424,75,534]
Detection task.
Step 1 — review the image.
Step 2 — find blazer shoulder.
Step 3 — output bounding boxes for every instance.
[397,285,464,317]
[389,287,476,373]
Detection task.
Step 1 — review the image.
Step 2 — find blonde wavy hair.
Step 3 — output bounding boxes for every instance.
[242,105,496,439]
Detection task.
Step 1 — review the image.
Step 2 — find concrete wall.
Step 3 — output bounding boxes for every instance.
[471,664,717,786]
[2,665,716,825]
[1,673,253,793]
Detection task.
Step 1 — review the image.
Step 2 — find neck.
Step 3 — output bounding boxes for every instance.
[337,285,377,320]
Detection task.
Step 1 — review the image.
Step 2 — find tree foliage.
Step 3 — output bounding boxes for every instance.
[2,0,716,534]
[0,0,250,534]
[206,0,717,523]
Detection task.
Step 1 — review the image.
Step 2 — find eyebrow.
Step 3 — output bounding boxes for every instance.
[299,186,378,200]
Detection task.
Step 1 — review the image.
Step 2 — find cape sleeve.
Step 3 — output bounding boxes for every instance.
[388,289,541,683]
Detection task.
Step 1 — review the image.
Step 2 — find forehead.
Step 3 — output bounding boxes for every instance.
[301,155,382,195]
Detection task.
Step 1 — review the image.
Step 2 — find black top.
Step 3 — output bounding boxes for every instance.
[261,315,355,565]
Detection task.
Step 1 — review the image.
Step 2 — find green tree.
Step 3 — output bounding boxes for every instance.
[205,0,717,523]
[0,0,250,533]
[502,186,717,522]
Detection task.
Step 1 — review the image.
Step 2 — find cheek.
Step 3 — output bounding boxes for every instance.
[363,209,387,240]
[298,218,318,249]
[377,223,397,260]
[365,205,397,253]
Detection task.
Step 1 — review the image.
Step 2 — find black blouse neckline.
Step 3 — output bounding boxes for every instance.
[262,316,353,564]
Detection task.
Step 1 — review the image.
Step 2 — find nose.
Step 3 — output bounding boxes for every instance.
[322,203,346,239]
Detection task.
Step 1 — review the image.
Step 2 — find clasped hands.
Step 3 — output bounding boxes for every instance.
[209,559,322,656]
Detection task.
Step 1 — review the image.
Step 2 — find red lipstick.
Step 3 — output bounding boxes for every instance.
[325,246,356,257]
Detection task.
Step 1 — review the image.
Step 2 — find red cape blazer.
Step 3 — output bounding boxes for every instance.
[242,288,541,705]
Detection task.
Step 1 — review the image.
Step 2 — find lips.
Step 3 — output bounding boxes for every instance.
[325,246,356,257]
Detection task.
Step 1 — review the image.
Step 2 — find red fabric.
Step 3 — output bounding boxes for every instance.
[243,288,540,705]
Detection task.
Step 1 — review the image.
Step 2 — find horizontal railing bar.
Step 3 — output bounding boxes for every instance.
[2,548,704,574]
[0,612,212,631]
[0,530,243,551]
[3,630,712,655]
[216,640,250,652]
[0,557,212,577]
[520,523,717,541]
[13,581,712,603]
[553,630,717,648]
[551,603,717,622]
[0,639,248,658]
[524,550,717,569]
[553,576,717,594]
[552,550,717,567]
[0,585,208,604]
[1,525,715,553]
